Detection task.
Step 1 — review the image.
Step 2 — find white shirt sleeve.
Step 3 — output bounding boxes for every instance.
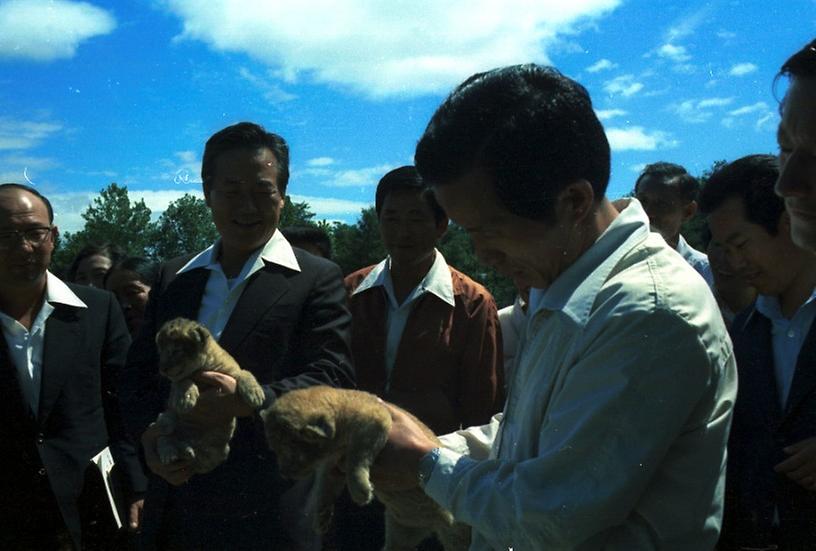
[424,308,733,550]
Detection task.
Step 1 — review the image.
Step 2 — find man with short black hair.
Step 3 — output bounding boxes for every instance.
[374,64,736,550]
[700,154,816,550]
[635,161,713,287]
[776,38,816,252]
[0,183,144,548]
[122,122,355,549]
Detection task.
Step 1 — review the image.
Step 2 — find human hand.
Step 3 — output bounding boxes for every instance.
[370,401,438,492]
[128,497,144,531]
[191,371,256,420]
[140,422,193,486]
[775,436,816,491]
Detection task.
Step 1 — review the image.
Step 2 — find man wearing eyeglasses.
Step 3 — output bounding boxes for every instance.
[0,183,145,549]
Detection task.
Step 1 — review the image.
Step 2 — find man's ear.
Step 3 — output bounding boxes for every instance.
[558,179,596,224]
[682,200,698,222]
[301,415,335,442]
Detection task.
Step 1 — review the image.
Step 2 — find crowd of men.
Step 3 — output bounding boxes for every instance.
[1,37,815,551]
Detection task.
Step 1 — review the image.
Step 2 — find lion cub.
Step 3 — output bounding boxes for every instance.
[262,386,471,551]
[154,317,266,474]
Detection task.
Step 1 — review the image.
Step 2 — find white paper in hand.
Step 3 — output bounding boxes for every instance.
[90,446,123,529]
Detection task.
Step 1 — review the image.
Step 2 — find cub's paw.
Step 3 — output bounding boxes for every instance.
[157,438,179,465]
[236,372,266,408]
[178,383,200,412]
[348,476,374,506]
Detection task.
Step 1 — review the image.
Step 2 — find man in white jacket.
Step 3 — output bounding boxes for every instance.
[374,64,737,551]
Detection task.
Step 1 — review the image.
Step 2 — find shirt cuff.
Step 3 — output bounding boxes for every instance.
[423,446,468,511]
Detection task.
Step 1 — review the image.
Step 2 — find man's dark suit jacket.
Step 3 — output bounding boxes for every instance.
[721,306,816,549]
[121,248,355,549]
[0,283,143,548]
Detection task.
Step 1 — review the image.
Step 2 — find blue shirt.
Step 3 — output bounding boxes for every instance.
[755,290,816,408]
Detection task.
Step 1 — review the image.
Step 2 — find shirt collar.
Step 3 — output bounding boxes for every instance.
[529,198,651,325]
[176,230,301,277]
[755,287,816,322]
[352,249,455,307]
[45,271,87,308]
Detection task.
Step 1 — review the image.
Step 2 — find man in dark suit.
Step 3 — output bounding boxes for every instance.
[122,122,355,549]
[700,155,816,550]
[0,183,145,549]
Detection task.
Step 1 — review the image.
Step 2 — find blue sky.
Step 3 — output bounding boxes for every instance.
[1,0,814,233]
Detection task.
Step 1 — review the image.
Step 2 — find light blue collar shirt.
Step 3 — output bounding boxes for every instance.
[755,289,816,408]
[429,199,736,550]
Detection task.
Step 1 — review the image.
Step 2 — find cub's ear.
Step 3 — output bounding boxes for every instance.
[301,416,335,442]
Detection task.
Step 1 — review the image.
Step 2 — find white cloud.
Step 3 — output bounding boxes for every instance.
[603,75,644,97]
[0,0,116,61]
[605,126,678,151]
[728,62,758,76]
[238,67,297,103]
[595,108,627,120]
[665,6,711,42]
[0,118,62,150]
[587,58,617,73]
[669,97,733,123]
[320,164,394,187]
[288,194,371,218]
[721,102,776,131]
[656,43,691,62]
[728,102,768,116]
[717,30,737,40]
[629,163,647,173]
[307,157,336,167]
[755,111,777,132]
[162,0,621,98]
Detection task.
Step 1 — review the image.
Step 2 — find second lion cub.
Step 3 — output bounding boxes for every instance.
[262,385,470,551]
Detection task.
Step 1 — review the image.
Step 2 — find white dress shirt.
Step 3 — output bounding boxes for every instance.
[676,234,714,289]
[0,271,86,415]
[425,200,737,550]
[497,295,527,385]
[351,249,454,387]
[176,230,300,339]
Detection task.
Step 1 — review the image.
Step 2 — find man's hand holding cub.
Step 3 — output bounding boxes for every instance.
[141,422,194,485]
[371,401,438,492]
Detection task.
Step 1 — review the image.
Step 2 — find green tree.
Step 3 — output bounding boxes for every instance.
[52,183,152,274]
[680,159,727,252]
[330,207,387,275]
[279,196,316,227]
[148,193,218,260]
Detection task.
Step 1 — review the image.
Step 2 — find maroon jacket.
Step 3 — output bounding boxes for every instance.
[345,264,504,434]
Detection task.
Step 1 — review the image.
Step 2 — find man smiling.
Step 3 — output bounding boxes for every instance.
[701,154,816,550]
[775,38,816,252]
[122,122,355,549]
[373,64,737,550]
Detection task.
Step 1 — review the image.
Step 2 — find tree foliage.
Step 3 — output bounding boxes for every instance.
[53,184,517,304]
[148,193,218,260]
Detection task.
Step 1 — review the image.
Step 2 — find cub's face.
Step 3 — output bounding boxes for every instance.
[263,408,336,479]
[156,317,210,381]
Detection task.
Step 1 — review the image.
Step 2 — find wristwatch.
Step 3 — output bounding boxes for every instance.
[418,447,441,488]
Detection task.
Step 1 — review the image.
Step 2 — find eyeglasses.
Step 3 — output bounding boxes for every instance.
[0,227,54,249]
